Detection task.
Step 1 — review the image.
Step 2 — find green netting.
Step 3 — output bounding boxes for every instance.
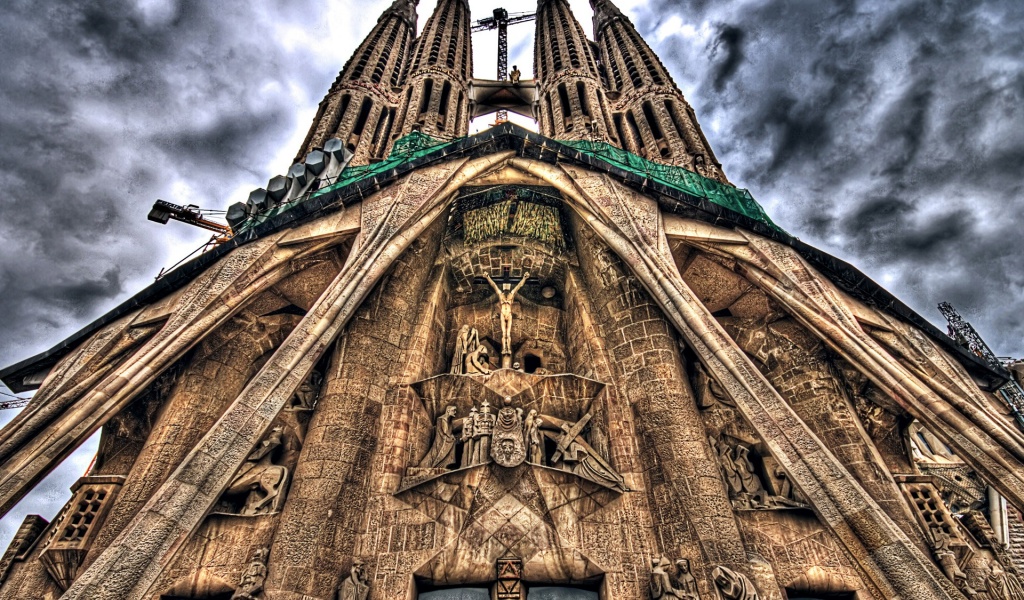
[312,131,459,197]
[557,140,781,232]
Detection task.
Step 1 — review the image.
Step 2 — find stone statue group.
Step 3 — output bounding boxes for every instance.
[649,557,760,600]
[415,397,626,491]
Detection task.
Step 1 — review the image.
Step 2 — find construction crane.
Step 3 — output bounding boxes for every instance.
[472,8,537,124]
[0,392,29,410]
[148,200,233,243]
[939,301,1024,429]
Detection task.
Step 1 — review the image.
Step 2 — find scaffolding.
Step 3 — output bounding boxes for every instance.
[938,302,1024,429]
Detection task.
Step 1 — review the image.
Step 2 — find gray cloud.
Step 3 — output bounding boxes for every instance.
[635,0,1024,357]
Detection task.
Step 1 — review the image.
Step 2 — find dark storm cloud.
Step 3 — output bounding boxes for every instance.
[0,0,348,550]
[634,0,1024,357]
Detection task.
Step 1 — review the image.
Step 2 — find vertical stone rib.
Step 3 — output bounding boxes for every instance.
[572,225,781,598]
[265,226,442,599]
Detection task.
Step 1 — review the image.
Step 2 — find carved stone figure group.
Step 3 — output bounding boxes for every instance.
[231,547,268,600]
[414,400,626,491]
[451,326,492,375]
[649,556,698,599]
[710,435,804,510]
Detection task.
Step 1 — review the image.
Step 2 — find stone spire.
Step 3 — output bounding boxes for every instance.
[590,0,728,181]
[392,0,473,141]
[294,0,419,165]
[533,0,615,142]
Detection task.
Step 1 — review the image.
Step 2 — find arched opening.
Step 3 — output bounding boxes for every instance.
[418,79,434,125]
[557,84,573,132]
[348,98,373,151]
[438,81,452,131]
[523,354,542,374]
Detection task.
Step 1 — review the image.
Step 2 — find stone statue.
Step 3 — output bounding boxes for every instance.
[231,547,268,600]
[289,370,322,411]
[710,436,742,495]
[509,65,521,85]
[492,396,526,467]
[465,343,491,375]
[484,272,529,362]
[525,409,546,465]
[418,405,458,469]
[473,400,496,464]
[460,406,479,468]
[451,326,490,375]
[337,560,370,600]
[987,559,1024,600]
[225,427,289,515]
[930,526,975,596]
[712,565,760,600]
[674,558,698,598]
[553,414,626,491]
[733,444,765,496]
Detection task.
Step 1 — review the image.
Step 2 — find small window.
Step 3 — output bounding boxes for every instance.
[524,354,542,374]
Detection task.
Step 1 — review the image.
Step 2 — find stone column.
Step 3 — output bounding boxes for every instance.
[724,317,931,555]
[572,224,782,599]
[265,223,445,600]
[81,313,299,569]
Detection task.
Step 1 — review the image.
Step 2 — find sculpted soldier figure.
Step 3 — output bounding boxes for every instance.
[484,271,529,362]
[460,406,479,468]
[473,400,497,464]
[525,410,546,465]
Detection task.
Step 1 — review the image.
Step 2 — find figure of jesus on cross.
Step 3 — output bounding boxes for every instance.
[484,271,529,368]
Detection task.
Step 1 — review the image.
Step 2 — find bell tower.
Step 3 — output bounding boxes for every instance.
[591,0,727,181]
[295,0,419,165]
[533,0,615,142]
[393,0,473,140]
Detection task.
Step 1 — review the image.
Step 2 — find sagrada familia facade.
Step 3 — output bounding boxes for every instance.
[2,0,1024,598]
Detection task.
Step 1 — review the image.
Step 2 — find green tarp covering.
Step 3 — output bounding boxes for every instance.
[243,131,780,234]
[557,140,780,232]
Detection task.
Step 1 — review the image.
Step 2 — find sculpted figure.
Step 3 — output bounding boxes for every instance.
[451,325,473,375]
[650,557,684,599]
[491,396,527,467]
[733,445,765,495]
[712,565,760,600]
[337,560,370,600]
[418,406,458,469]
[509,64,521,84]
[231,547,269,600]
[460,406,479,468]
[710,436,742,495]
[674,559,698,598]
[987,559,1024,600]
[930,527,975,596]
[484,272,529,358]
[525,410,546,465]
[466,343,491,375]
[289,370,322,410]
[225,427,289,515]
[473,400,497,464]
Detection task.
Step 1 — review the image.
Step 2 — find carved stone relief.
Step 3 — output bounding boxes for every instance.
[713,565,761,599]
[649,556,698,599]
[336,560,370,600]
[216,427,291,516]
[231,547,268,600]
[451,325,492,375]
[709,435,805,510]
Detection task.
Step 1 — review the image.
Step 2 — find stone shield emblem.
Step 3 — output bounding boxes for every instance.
[491,406,526,467]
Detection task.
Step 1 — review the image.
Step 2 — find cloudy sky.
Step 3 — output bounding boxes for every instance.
[1,0,1022,550]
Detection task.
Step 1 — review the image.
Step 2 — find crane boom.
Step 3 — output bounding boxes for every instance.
[471,8,537,124]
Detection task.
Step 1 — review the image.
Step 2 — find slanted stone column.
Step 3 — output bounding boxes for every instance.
[724,317,931,555]
[266,222,445,600]
[82,313,299,570]
[572,224,782,599]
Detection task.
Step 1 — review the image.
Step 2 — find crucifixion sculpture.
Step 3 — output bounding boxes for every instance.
[484,271,529,368]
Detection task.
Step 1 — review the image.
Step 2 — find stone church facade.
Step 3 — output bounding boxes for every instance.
[2,0,1024,599]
